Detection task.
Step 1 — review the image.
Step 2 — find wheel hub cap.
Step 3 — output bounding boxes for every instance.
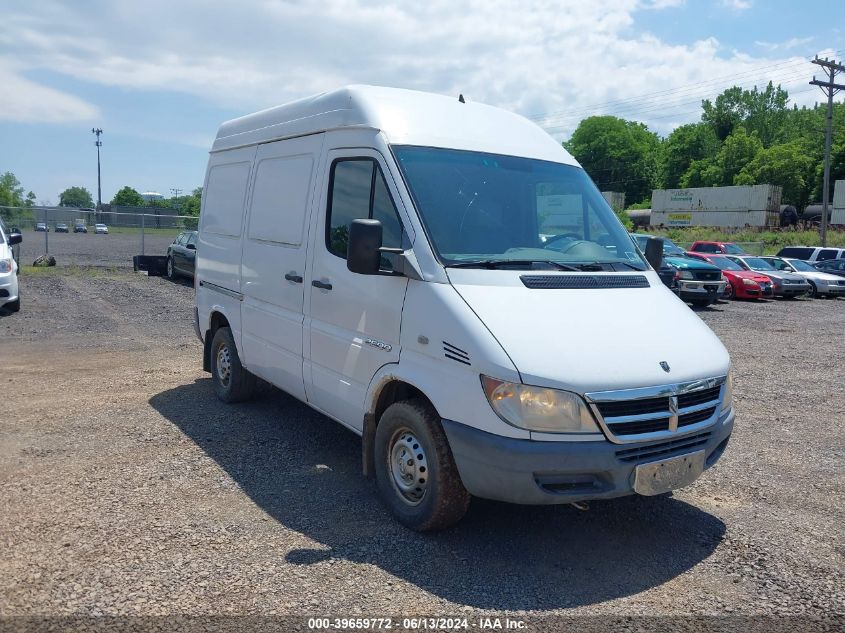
[389,430,428,505]
[217,345,231,386]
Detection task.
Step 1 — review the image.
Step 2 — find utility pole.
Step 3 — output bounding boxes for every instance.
[92,128,103,211]
[170,188,183,208]
[810,56,845,247]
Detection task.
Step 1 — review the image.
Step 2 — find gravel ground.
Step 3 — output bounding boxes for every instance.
[17,230,177,268]
[1,269,843,627]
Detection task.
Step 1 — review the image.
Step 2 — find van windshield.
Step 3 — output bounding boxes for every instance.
[393,146,646,270]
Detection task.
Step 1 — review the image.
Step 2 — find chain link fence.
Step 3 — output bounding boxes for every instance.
[1,206,197,268]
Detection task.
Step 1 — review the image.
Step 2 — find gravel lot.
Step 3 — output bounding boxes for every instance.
[1,268,843,627]
[18,230,177,268]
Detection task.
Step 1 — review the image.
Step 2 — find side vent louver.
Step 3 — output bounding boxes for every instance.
[443,342,471,366]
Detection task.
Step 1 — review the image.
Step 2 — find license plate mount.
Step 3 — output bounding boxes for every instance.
[633,450,706,496]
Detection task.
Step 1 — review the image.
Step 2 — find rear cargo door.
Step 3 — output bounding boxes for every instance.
[240,133,325,401]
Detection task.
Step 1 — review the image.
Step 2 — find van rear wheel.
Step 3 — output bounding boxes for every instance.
[374,399,470,531]
[210,327,256,403]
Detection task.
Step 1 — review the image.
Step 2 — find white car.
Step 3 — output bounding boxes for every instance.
[194,86,734,531]
[760,256,845,298]
[0,219,21,312]
[95,223,109,234]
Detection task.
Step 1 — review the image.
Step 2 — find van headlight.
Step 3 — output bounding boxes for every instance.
[480,376,600,434]
[721,369,733,412]
[0,259,12,273]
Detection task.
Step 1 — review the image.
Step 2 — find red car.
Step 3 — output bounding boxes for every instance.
[686,252,773,300]
[689,240,747,255]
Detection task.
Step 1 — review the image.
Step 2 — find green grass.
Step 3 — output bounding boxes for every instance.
[20,264,123,277]
[643,227,845,255]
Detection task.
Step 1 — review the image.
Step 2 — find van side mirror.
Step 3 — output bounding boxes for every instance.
[186,243,196,250]
[347,219,382,275]
[644,237,663,271]
[8,232,22,246]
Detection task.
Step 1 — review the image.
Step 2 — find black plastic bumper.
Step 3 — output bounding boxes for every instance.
[441,412,734,505]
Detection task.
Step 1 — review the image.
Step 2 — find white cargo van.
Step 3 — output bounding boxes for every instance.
[195,86,734,531]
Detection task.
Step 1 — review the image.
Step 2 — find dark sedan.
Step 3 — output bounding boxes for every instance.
[167,230,197,280]
[814,258,845,279]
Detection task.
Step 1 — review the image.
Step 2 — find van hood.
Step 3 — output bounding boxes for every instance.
[447,269,730,394]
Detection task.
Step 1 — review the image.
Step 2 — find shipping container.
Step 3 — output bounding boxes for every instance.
[833,180,845,224]
[601,191,626,212]
[651,185,782,228]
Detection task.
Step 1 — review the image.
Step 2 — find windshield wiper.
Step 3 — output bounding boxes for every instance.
[446,259,581,271]
[574,260,647,271]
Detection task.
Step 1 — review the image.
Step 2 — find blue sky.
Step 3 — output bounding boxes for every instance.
[0,0,841,205]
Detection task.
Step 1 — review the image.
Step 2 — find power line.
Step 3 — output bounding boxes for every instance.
[535,70,813,127]
[539,85,819,133]
[528,49,845,125]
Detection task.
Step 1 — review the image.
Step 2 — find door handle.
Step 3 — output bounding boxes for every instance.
[284,273,303,283]
[312,279,333,290]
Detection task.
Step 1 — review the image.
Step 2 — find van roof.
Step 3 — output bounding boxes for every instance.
[212,85,578,165]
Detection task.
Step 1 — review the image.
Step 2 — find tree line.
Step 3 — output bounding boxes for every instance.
[0,175,202,217]
[563,82,845,211]
[109,185,202,216]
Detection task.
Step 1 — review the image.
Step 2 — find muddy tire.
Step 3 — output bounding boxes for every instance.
[210,327,256,403]
[374,399,470,531]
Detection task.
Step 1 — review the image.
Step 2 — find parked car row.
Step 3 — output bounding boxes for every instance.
[631,235,845,304]
[34,222,108,234]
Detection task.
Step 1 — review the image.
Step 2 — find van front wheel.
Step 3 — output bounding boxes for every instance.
[210,327,256,403]
[374,399,470,531]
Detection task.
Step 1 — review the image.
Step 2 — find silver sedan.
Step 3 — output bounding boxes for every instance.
[760,257,845,299]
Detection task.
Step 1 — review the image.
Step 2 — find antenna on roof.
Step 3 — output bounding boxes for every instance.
[458,94,465,103]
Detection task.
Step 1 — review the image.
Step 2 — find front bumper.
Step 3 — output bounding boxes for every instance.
[737,280,773,298]
[0,270,19,306]
[819,283,845,296]
[678,279,725,302]
[774,283,810,297]
[442,410,734,505]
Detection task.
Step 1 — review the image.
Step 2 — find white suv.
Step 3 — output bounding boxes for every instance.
[0,219,21,313]
[776,246,845,263]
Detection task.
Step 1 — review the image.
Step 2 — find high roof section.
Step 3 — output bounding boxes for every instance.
[211,85,577,165]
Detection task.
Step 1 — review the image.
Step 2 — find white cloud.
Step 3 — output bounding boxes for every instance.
[720,0,752,10]
[640,0,685,9]
[0,0,811,138]
[0,60,99,123]
[755,37,814,52]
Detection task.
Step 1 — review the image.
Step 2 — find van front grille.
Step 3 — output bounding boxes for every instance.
[588,380,724,443]
[678,386,721,408]
[615,432,712,463]
[596,396,667,418]
[679,406,717,427]
[607,418,670,435]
